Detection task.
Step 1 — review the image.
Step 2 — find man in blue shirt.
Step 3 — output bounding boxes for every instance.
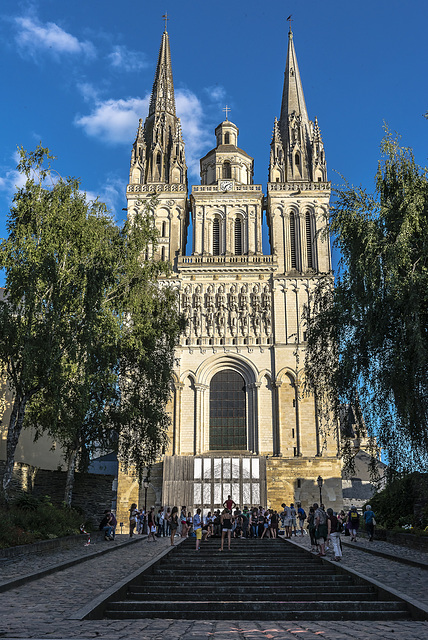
[363,505,376,541]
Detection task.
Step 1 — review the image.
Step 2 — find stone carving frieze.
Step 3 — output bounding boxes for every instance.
[180,282,272,341]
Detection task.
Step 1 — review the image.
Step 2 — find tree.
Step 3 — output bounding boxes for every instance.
[0,145,182,503]
[304,130,428,472]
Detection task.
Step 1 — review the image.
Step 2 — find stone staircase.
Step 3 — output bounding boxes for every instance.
[104,537,410,620]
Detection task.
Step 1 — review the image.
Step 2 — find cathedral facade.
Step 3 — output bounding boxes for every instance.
[116,26,343,522]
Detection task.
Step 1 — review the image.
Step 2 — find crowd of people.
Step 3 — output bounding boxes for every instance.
[125,495,376,557]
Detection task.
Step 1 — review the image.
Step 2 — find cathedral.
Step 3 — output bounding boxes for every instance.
[116,24,344,523]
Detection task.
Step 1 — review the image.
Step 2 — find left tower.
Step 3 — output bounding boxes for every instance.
[126,26,188,264]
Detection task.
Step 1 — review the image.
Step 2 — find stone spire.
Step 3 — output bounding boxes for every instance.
[272,28,326,183]
[148,28,176,118]
[129,27,186,186]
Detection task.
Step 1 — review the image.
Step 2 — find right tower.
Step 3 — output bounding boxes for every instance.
[267,26,331,276]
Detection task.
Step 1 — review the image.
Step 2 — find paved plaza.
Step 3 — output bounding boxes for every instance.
[0,533,427,640]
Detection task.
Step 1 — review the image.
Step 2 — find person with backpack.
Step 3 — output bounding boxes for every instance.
[347,505,360,542]
[297,502,306,536]
[314,502,328,556]
[327,508,342,561]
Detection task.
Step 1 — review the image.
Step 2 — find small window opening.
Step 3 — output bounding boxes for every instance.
[223,161,231,179]
[197,338,201,345]
[292,429,295,438]
[290,214,297,269]
[293,447,297,457]
[220,338,224,345]
[162,221,166,237]
[297,478,301,488]
[295,153,300,166]
[224,133,230,144]
[234,218,242,255]
[213,218,220,256]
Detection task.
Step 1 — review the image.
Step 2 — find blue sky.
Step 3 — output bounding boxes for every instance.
[1,0,427,281]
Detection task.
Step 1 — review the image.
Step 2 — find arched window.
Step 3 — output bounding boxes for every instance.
[306,211,313,269]
[234,218,242,255]
[209,370,246,451]
[290,213,297,269]
[223,161,231,179]
[295,152,300,166]
[162,221,167,237]
[161,246,166,261]
[213,218,220,255]
[156,152,161,165]
[224,132,230,144]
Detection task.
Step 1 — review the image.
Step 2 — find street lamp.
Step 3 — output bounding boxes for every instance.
[317,475,323,506]
[143,477,149,534]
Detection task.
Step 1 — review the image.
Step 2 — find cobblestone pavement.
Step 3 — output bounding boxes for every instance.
[0,533,427,640]
[290,532,428,607]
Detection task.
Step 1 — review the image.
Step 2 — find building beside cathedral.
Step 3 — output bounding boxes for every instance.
[116,25,345,523]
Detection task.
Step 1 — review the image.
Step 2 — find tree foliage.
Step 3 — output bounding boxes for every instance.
[0,145,182,502]
[304,131,428,472]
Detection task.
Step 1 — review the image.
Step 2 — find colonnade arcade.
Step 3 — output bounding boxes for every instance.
[170,353,304,458]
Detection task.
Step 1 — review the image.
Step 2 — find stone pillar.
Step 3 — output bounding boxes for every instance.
[194,383,208,454]
[247,382,261,454]
[173,382,184,455]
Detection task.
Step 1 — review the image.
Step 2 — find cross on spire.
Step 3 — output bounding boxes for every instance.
[286,14,293,33]
[223,104,230,120]
[162,12,169,32]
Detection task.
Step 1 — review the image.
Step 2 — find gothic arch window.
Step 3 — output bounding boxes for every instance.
[223,161,231,179]
[295,152,300,166]
[224,133,230,144]
[213,218,220,255]
[209,370,246,451]
[290,213,297,269]
[156,152,161,165]
[306,211,314,269]
[234,217,242,255]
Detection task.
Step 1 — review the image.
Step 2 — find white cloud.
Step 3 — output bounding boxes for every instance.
[176,90,211,178]
[205,85,226,104]
[74,89,213,179]
[75,96,150,144]
[108,45,148,72]
[82,175,127,220]
[0,167,27,195]
[15,17,95,58]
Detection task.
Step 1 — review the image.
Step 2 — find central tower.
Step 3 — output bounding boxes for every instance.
[117,23,341,523]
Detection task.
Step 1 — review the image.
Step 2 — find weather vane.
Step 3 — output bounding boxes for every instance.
[286,14,293,33]
[162,12,169,31]
[223,105,230,121]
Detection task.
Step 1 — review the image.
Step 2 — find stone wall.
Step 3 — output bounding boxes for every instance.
[0,461,116,526]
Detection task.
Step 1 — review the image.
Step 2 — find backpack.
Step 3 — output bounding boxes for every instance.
[299,508,306,520]
[350,511,359,521]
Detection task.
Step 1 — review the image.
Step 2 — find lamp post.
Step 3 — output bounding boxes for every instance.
[143,477,149,534]
[317,475,323,506]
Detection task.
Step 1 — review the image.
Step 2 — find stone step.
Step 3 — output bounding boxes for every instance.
[127,591,377,602]
[102,538,412,621]
[105,600,409,621]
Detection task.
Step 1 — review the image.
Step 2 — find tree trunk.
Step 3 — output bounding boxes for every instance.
[2,395,28,502]
[64,447,79,507]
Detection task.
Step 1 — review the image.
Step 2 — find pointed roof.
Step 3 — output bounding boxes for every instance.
[148,29,176,118]
[279,28,310,143]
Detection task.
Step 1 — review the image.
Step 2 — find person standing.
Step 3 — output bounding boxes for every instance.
[157,507,165,537]
[129,503,138,538]
[297,502,306,536]
[165,507,171,537]
[307,506,317,551]
[223,494,236,511]
[347,505,360,542]
[290,503,298,536]
[147,507,157,542]
[327,508,342,561]
[219,508,234,551]
[194,508,203,551]
[180,506,188,538]
[169,506,179,545]
[314,502,327,556]
[363,505,376,541]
